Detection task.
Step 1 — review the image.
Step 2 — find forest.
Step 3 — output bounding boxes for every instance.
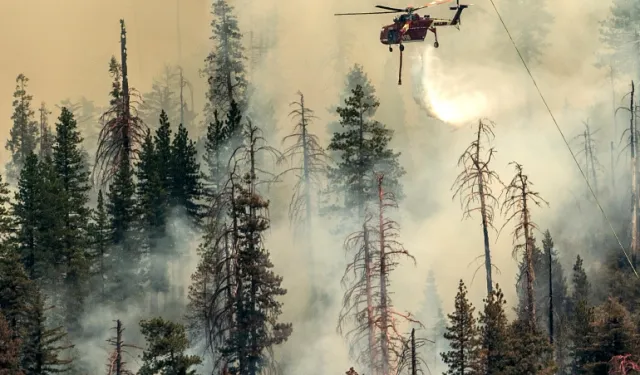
[1,0,640,374]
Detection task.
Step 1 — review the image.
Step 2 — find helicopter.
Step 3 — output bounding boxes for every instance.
[335,0,469,85]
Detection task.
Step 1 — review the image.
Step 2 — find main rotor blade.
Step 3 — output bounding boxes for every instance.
[414,0,453,10]
[335,10,400,15]
[375,5,406,11]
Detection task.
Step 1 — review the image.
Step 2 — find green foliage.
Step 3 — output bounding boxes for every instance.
[6,74,40,182]
[479,285,511,375]
[0,311,23,375]
[87,190,111,305]
[502,319,556,374]
[138,317,202,375]
[203,0,248,124]
[326,84,405,220]
[441,279,481,375]
[51,108,92,334]
[0,250,34,339]
[170,123,203,222]
[20,288,73,375]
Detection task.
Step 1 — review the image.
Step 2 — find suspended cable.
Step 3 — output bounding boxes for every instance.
[485,0,639,278]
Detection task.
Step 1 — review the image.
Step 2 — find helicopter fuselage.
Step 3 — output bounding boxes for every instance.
[379,15,433,45]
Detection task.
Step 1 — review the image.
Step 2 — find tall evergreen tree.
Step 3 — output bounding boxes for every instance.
[326,84,405,222]
[136,129,169,313]
[87,190,111,305]
[138,65,184,129]
[569,255,594,375]
[11,153,48,281]
[478,285,511,375]
[6,74,39,182]
[0,311,22,375]
[503,319,556,374]
[498,0,553,66]
[441,280,481,375]
[137,317,202,375]
[327,64,378,141]
[418,269,448,370]
[221,123,292,375]
[203,0,248,125]
[106,154,139,305]
[52,107,91,334]
[20,288,72,375]
[0,250,34,340]
[170,123,202,222]
[584,298,638,374]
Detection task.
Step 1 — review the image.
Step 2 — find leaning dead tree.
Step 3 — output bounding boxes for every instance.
[93,19,146,186]
[277,91,329,303]
[452,118,501,296]
[338,173,420,375]
[573,119,602,198]
[500,162,548,329]
[616,81,640,265]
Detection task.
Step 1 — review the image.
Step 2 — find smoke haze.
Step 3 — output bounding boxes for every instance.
[0,0,633,373]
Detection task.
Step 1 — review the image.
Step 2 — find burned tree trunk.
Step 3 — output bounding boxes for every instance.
[377,175,390,375]
[452,119,501,296]
[501,162,548,329]
[548,243,554,345]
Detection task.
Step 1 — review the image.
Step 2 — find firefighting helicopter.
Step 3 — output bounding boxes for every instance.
[334,0,469,84]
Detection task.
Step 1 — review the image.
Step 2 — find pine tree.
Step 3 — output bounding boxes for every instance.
[584,298,638,374]
[441,280,481,375]
[11,153,48,281]
[138,65,183,128]
[87,190,111,305]
[38,102,54,160]
[170,123,202,222]
[203,100,243,200]
[0,310,22,375]
[137,317,202,375]
[478,285,511,375]
[222,123,292,375]
[569,255,594,375]
[326,84,405,222]
[503,319,556,374]
[203,0,248,125]
[0,172,14,242]
[136,129,169,313]
[327,65,378,142]
[0,250,34,340]
[106,154,139,305]
[418,270,448,371]
[6,74,39,182]
[52,107,91,335]
[154,111,173,199]
[600,0,640,81]
[20,287,73,375]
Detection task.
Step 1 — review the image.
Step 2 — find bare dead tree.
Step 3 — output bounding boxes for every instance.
[452,118,501,296]
[277,91,329,235]
[373,174,420,375]
[395,328,432,375]
[277,91,330,304]
[500,162,548,329]
[616,81,640,265]
[572,119,603,197]
[93,19,147,186]
[338,213,378,374]
[105,320,141,375]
